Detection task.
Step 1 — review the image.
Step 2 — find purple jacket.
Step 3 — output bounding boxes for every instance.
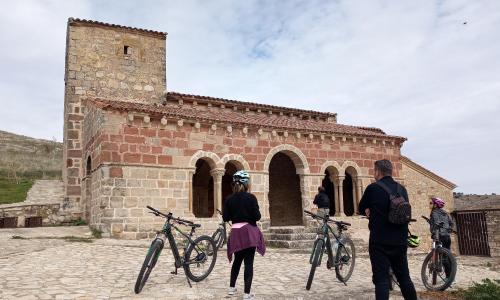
[227,223,266,262]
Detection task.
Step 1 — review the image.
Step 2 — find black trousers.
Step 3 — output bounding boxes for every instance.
[440,235,452,277]
[230,247,256,294]
[369,243,417,300]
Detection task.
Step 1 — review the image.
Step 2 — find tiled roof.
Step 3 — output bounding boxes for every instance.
[87,98,406,141]
[401,156,457,189]
[68,18,167,38]
[168,92,337,118]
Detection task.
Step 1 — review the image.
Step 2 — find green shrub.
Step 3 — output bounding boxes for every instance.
[71,218,87,226]
[91,228,103,239]
[453,279,500,300]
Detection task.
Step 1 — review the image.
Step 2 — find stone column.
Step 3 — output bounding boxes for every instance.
[353,177,361,215]
[210,168,225,217]
[337,176,345,216]
[187,169,195,216]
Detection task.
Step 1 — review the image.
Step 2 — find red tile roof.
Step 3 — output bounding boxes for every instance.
[168,92,337,119]
[87,97,406,141]
[68,18,167,38]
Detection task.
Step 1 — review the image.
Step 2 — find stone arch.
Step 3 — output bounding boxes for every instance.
[219,154,250,171]
[263,144,310,174]
[341,161,362,176]
[192,158,216,218]
[341,161,362,217]
[320,161,342,216]
[188,150,220,169]
[320,161,342,175]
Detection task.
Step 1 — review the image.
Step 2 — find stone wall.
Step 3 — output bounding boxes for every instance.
[63,19,166,217]
[401,159,456,250]
[485,210,500,257]
[0,203,73,227]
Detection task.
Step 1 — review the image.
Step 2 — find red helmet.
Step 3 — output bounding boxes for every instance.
[431,197,445,208]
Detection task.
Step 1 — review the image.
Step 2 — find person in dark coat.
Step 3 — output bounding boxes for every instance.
[223,170,265,300]
[313,186,330,218]
[359,159,417,300]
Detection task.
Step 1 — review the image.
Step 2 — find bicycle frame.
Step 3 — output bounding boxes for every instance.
[311,216,349,268]
[155,219,201,268]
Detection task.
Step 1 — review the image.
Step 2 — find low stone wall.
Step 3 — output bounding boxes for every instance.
[0,202,75,227]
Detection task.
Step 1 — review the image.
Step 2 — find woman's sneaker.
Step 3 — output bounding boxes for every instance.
[243,293,255,300]
[228,287,237,296]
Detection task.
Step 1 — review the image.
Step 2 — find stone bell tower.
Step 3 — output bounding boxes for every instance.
[62,18,167,216]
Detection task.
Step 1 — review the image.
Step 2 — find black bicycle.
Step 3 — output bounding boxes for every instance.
[421,215,457,291]
[304,210,356,290]
[212,209,228,250]
[134,206,217,294]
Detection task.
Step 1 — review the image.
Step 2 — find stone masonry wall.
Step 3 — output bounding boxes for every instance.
[485,210,500,257]
[401,162,455,250]
[84,107,404,238]
[63,20,166,218]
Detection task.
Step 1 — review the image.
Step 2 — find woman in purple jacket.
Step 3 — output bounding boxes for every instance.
[223,170,265,300]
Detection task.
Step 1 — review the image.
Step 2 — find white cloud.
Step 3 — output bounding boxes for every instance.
[0,0,499,193]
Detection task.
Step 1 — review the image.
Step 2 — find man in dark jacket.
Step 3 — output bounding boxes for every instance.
[359,159,417,300]
[313,186,330,218]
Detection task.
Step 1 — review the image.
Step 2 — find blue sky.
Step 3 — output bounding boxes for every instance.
[0,0,499,194]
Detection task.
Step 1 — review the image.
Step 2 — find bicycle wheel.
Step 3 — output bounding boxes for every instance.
[184,235,217,282]
[335,237,355,283]
[306,239,324,291]
[211,228,225,250]
[421,247,457,291]
[134,239,163,294]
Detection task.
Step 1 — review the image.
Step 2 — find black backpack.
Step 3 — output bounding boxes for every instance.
[376,181,412,225]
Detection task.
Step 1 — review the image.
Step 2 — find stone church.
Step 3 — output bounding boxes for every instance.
[63,18,456,245]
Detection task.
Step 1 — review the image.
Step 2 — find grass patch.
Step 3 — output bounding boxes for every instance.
[11,235,27,239]
[62,236,94,243]
[0,176,34,204]
[70,218,87,226]
[11,235,94,243]
[453,279,500,300]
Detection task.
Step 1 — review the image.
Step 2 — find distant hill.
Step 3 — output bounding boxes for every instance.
[454,192,500,211]
[0,130,62,179]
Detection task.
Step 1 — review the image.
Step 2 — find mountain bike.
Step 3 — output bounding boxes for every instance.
[420,215,457,291]
[212,209,228,250]
[134,206,217,294]
[304,210,356,290]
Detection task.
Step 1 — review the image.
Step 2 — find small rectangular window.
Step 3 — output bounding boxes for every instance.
[124,45,129,55]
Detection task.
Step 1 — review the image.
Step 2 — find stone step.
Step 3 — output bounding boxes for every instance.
[25,180,64,204]
[265,226,317,234]
[266,239,314,249]
[263,232,317,241]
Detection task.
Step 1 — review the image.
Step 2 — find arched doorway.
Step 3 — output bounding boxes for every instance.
[322,169,336,216]
[84,156,92,222]
[268,152,303,226]
[192,159,215,218]
[222,162,239,208]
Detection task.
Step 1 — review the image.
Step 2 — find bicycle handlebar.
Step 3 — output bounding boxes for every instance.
[146,205,195,225]
[421,215,457,234]
[303,210,351,226]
